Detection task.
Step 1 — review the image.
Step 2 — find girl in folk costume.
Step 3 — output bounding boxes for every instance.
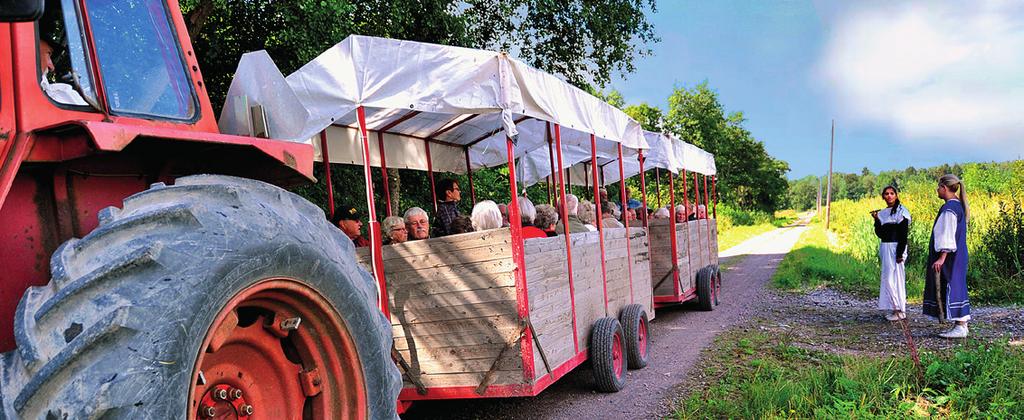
[923,174,971,338]
[872,186,910,321]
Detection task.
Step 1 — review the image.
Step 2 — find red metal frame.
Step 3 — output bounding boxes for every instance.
[704,174,713,257]
[616,144,634,303]
[355,107,389,318]
[377,131,392,217]
[425,139,437,212]
[319,131,335,218]
[668,169,680,297]
[546,124,556,205]
[638,151,648,229]
[712,175,718,218]
[590,134,609,315]
[504,135,536,383]
[552,124,580,353]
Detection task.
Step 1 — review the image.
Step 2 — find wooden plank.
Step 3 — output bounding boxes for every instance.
[391,313,520,340]
[410,370,526,388]
[389,286,517,312]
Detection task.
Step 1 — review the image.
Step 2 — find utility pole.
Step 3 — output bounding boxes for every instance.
[825,119,835,229]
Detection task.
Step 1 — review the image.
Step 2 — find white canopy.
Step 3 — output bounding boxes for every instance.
[219,35,648,173]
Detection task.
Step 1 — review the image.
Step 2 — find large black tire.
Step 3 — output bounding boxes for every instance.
[712,265,722,307]
[0,175,401,419]
[696,266,714,311]
[619,304,649,370]
[589,317,626,392]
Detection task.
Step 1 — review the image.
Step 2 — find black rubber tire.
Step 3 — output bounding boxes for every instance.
[619,304,649,370]
[697,266,714,311]
[712,265,722,307]
[0,175,401,419]
[590,317,626,392]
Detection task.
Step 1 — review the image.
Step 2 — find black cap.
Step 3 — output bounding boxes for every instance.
[331,205,362,224]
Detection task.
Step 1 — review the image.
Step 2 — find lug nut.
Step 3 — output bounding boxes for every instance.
[213,388,228,400]
[202,405,216,417]
[240,404,254,415]
[230,388,243,400]
[280,317,302,331]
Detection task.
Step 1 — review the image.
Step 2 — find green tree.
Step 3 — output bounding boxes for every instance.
[624,103,663,132]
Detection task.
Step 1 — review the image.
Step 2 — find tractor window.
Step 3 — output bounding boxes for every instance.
[86,0,197,120]
[37,0,99,109]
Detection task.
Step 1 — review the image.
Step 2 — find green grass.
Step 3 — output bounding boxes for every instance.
[717,209,800,252]
[673,332,1024,419]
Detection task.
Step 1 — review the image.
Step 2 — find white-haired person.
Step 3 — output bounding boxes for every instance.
[697,204,708,219]
[471,200,503,231]
[517,196,549,239]
[601,200,624,228]
[577,200,598,231]
[554,193,589,234]
[652,207,670,219]
[404,207,431,240]
[534,204,559,237]
[381,216,408,245]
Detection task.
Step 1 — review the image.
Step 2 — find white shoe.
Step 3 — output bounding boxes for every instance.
[939,324,968,338]
[885,313,900,321]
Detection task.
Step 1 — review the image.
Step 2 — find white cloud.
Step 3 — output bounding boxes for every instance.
[819,1,1024,151]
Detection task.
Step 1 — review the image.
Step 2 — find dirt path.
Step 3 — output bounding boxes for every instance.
[401,220,809,420]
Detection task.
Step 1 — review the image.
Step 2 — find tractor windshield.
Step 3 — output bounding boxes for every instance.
[85,0,197,120]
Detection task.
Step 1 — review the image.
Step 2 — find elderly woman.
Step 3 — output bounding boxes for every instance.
[381,216,408,245]
[471,200,503,231]
[577,200,598,231]
[534,204,560,237]
[652,207,670,219]
[518,196,549,239]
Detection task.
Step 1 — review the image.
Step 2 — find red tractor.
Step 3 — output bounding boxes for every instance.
[0,1,399,418]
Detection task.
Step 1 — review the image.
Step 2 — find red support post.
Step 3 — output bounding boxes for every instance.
[590,134,609,316]
[377,131,392,217]
[553,124,580,353]
[425,139,437,213]
[712,175,718,219]
[617,144,635,303]
[638,151,649,229]
[667,170,680,296]
[505,135,536,382]
[356,107,389,318]
[704,174,713,257]
[465,147,477,204]
[546,123,557,205]
[318,131,335,219]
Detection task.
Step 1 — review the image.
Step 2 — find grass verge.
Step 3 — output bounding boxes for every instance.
[673,331,1024,419]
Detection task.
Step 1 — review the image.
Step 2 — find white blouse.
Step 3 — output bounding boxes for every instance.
[932,199,959,253]
[878,204,911,225]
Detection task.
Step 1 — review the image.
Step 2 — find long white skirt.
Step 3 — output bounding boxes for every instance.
[878,242,907,312]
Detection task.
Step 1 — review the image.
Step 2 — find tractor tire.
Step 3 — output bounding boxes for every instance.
[0,175,401,419]
[618,304,649,370]
[696,266,714,311]
[712,265,722,307]
[589,317,626,392]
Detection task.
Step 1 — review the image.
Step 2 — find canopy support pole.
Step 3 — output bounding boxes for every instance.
[377,131,392,217]
[655,168,662,208]
[318,130,335,218]
[638,151,649,229]
[465,147,476,204]
[617,143,635,304]
[425,139,437,213]
[691,171,703,269]
[553,124,580,353]
[668,169,680,297]
[546,123,557,205]
[712,176,718,219]
[505,135,535,381]
[591,134,609,316]
[356,106,388,319]
[704,174,713,258]
[681,169,694,290]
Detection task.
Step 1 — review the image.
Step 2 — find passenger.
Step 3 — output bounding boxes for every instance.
[332,205,369,247]
[471,200,503,231]
[432,178,462,236]
[517,196,549,239]
[688,204,699,221]
[534,204,559,237]
[38,38,88,106]
[598,188,609,205]
[601,200,624,228]
[554,194,589,234]
[577,200,598,231]
[497,202,511,227]
[381,216,408,245]
[697,204,708,219]
[625,198,642,224]
[674,204,687,223]
[404,207,431,240]
[652,207,670,219]
[449,216,475,234]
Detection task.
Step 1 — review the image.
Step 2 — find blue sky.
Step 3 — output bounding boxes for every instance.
[610,0,1024,179]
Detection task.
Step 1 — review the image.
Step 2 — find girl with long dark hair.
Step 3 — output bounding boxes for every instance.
[872,186,910,320]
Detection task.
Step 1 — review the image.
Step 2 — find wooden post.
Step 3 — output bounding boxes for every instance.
[826,119,835,229]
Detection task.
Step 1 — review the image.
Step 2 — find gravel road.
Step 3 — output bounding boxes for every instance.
[402,220,809,420]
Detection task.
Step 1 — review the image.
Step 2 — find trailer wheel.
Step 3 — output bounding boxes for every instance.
[590,317,626,392]
[0,175,401,419]
[712,265,722,306]
[619,304,649,370]
[697,267,715,311]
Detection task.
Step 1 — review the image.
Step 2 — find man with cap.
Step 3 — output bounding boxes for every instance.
[332,205,370,247]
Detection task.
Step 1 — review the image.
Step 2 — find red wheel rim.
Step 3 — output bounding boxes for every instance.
[188,278,367,419]
[612,331,624,377]
[637,317,648,358]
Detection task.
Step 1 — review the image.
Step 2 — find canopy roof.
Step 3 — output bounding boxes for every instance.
[219,35,648,173]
